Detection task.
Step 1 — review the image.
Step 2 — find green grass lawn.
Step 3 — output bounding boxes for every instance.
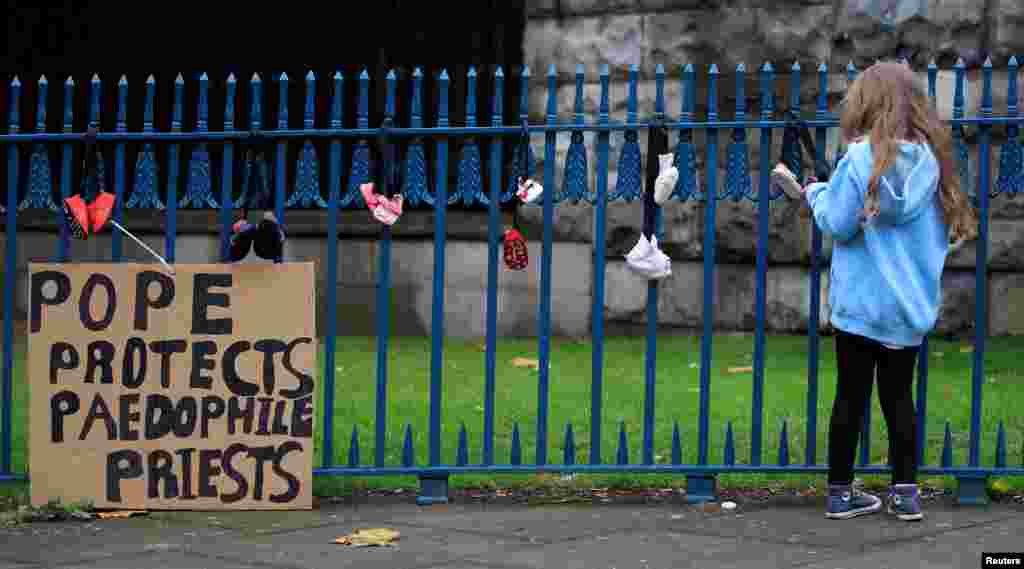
[2,333,1023,499]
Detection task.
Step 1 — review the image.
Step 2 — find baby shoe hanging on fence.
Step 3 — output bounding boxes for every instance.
[62,190,117,240]
[516,177,544,204]
[61,126,175,274]
[63,189,116,237]
[358,117,405,226]
[360,183,404,226]
[502,206,530,271]
[253,211,286,262]
[229,219,258,262]
[63,193,114,238]
[62,195,90,240]
[775,109,835,202]
[513,119,543,205]
[62,189,173,275]
[625,124,671,280]
[502,120,533,270]
[625,233,671,280]
[229,131,287,263]
[503,228,529,271]
[653,153,679,205]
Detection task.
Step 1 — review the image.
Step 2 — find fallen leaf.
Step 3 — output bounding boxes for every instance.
[991,479,1011,494]
[960,345,974,353]
[511,357,540,370]
[333,528,400,547]
[943,384,953,401]
[934,352,944,357]
[96,510,148,519]
[727,366,753,374]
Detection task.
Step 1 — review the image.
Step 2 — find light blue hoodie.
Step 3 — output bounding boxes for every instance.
[804,139,950,348]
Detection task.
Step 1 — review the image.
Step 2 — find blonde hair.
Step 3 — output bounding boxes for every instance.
[839,61,977,243]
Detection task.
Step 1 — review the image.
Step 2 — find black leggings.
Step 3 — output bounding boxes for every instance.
[828,329,920,485]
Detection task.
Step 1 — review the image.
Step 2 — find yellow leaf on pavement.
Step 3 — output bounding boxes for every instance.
[96,510,147,519]
[333,528,401,547]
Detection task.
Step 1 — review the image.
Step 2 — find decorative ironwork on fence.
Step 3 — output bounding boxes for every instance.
[1,58,1022,506]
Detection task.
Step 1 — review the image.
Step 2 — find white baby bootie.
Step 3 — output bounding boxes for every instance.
[517,178,544,204]
[626,233,652,263]
[626,234,671,280]
[648,236,672,279]
[771,162,804,200]
[654,153,679,205]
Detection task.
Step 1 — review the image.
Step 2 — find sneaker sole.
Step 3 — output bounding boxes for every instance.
[825,502,882,519]
[886,505,923,521]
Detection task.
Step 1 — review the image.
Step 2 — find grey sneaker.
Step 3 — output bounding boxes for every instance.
[826,482,882,519]
[887,484,923,521]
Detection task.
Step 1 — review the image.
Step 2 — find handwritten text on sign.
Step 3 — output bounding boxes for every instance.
[27,263,317,510]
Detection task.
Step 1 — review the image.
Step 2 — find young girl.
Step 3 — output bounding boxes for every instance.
[793,61,977,521]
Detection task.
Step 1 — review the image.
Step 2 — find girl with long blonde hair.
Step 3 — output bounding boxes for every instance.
[790,60,977,522]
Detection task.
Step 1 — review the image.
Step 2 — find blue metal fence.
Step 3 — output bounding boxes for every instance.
[1,58,1022,506]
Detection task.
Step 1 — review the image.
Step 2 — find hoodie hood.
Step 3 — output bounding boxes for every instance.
[873,141,940,225]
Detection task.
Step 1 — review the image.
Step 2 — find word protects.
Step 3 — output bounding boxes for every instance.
[27,263,317,511]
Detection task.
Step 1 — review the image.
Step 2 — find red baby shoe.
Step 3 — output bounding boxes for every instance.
[503,228,529,270]
[87,191,116,234]
[62,195,91,240]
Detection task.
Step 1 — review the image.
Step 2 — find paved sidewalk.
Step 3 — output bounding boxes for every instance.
[1,492,1021,568]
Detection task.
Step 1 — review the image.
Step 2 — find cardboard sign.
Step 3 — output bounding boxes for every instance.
[27,263,317,510]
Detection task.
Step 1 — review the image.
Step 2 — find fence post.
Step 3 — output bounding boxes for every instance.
[375,72,397,470]
[957,57,994,506]
[1,76,20,477]
[418,69,451,506]
[165,74,184,263]
[483,66,503,467]
[752,61,770,468]
[590,64,611,467]
[687,63,719,504]
[321,71,344,470]
[219,74,237,262]
[58,77,75,260]
[538,64,556,468]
